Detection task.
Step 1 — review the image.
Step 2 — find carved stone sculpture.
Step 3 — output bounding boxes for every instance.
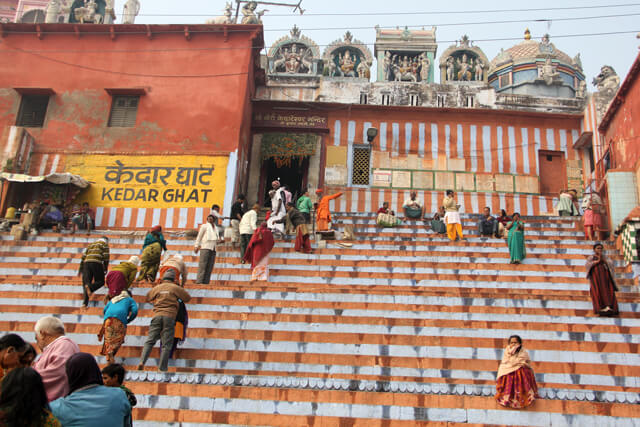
[592,65,621,92]
[576,80,587,98]
[383,51,392,81]
[338,50,356,77]
[72,0,105,23]
[474,59,484,81]
[206,2,234,24]
[539,56,561,86]
[393,55,417,82]
[241,1,266,24]
[45,0,61,23]
[446,56,454,81]
[419,52,431,82]
[121,0,140,24]
[357,61,371,80]
[456,54,472,81]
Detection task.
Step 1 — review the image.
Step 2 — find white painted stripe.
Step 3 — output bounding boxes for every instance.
[495,126,504,174]
[178,208,188,229]
[165,208,174,229]
[378,189,385,210]
[391,123,400,156]
[546,128,555,150]
[380,122,387,152]
[222,150,238,226]
[499,194,506,213]
[456,124,463,159]
[571,129,580,161]
[38,154,48,176]
[108,207,117,227]
[404,123,412,155]
[431,191,437,213]
[521,128,529,174]
[444,125,451,160]
[471,192,479,214]
[122,208,131,228]
[194,207,203,227]
[391,189,398,212]
[508,126,516,174]
[49,154,60,174]
[333,120,341,147]
[513,194,521,215]
[364,189,372,213]
[431,123,438,161]
[362,122,372,144]
[418,123,425,157]
[136,208,146,228]
[351,189,358,212]
[559,129,568,158]
[534,128,541,175]
[152,208,161,227]
[539,196,547,214]
[347,121,356,186]
[95,207,104,227]
[526,195,534,216]
[485,192,493,211]
[339,194,347,212]
[469,125,477,171]
[458,191,466,213]
[482,125,491,172]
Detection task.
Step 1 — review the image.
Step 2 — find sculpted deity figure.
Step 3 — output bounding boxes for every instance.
[474,58,484,81]
[592,65,621,92]
[576,80,587,98]
[419,52,431,82]
[383,51,392,81]
[446,56,455,81]
[241,1,266,24]
[121,0,140,24]
[285,44,302,73]
[301,48,313,74]
[393,55,417,82]
[339,50,356,77]
[456,54,472,81]
[357,61,370,79]
[272,47,288,72]
[45,0,61,23]
[539,56,560,85]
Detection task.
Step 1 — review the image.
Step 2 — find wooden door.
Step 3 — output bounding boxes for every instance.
[538,150,566,195]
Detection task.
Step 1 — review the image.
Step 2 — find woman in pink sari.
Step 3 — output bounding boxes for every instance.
[495,335,539,409]
[243,222,275,282]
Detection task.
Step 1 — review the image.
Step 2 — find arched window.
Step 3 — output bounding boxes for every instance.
[19,9,45,23]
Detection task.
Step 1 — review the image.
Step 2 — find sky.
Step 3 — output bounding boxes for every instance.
[132,0,640,86]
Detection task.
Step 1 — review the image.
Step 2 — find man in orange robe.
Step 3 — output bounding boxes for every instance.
[315,189,343,231]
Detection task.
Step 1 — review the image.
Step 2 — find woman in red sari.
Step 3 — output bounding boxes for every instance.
[243,222,275,282]
[495,335,539,409]
[586,243,619,316]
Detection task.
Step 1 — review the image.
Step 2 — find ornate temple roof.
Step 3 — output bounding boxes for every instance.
[490,30,578,70]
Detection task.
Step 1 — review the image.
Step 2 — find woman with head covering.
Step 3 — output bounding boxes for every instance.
[137,225,167,282]
[506,212,526,264]
[586,243,619,316]
[0,333,28,382]
[158,253,188,287]
[495,335,538,408]
[106,255,140,298]
[98,288,138,364]
[50,353,131,427]
[0,367,61,426]
[243,222,275,282]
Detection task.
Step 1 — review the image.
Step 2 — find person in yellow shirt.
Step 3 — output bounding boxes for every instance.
[315,189,343,232]
[443,190,463,241]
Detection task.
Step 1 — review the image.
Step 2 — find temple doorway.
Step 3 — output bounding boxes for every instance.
[263,156,309,205]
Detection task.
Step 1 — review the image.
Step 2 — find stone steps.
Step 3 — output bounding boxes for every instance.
[0,212,638,426]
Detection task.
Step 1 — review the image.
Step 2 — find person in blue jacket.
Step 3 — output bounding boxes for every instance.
[50,352,131,427]
[98,290,138,364]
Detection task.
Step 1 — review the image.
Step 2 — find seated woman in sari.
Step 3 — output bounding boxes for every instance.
[137,225,167,282]
[586,243,619,316]
[495,335,539,409]
[243,222,275,282]
[376,202,401,227]
[506,213,525,264]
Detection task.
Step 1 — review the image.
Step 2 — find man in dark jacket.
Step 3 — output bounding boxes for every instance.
[137,269,191,372]
[79,237,110,307]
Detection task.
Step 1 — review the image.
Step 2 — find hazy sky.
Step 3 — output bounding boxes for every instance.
[133,0,640,86]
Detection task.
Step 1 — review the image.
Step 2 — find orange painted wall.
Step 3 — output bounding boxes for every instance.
[327,106,582,177]
[0,23,263,155]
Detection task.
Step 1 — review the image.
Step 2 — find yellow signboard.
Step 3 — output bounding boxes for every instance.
[65,155,229,208]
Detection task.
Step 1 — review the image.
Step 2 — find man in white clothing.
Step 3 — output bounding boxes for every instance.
[402,190,424,219]
[239,204,259,263]
[194,214,220,284]
[266,180,286,237]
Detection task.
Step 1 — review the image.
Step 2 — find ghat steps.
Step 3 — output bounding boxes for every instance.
[0,213,638,426]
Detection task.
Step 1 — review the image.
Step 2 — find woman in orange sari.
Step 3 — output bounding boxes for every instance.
[495,335,539,409]
[243,222,275,282]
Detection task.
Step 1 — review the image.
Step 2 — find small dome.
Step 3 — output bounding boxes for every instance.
[490,33,574,69]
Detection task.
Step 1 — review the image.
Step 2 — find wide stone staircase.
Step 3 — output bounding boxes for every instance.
[0,213,639,426]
